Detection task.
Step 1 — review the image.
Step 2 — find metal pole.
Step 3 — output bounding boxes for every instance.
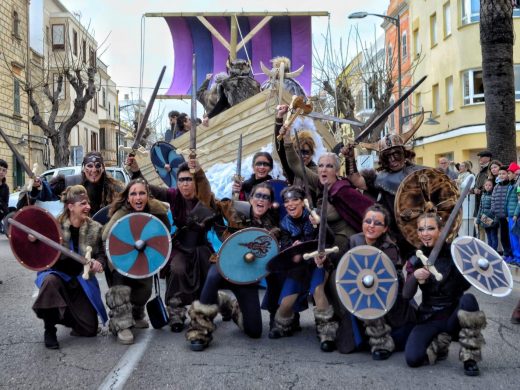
[396,14,402,134]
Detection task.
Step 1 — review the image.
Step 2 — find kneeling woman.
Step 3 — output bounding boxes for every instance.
[102,179,170,344]
[269,186,338,352]
[403,212,486,376]
[186,183,278,351]
[350,204,416,360]
[33,185,107,349]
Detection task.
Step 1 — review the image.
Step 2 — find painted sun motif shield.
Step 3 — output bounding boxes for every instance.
[451,236,513,297]
[150,141,185,188]
[216,227,278,285]
[8,206,62,271]
[335,245,398,320]
[106,213,172,279]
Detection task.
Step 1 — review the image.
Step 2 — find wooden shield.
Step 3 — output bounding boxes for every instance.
[335,245,398,320]
[8,206,62,271]
[395,168,461,248]
[92,205,110,225]
[216,227,278,284]
[451,236,513,297]
[150,141,185,188]
[106,213,172,279]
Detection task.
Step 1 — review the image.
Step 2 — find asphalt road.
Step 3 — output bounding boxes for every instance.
[0,235,519,390]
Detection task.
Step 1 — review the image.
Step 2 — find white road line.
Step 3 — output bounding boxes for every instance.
[32,288,39,298]
[98,330,154,390]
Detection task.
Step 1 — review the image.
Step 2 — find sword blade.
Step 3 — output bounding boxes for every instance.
[305,111,364,127]
[132,65,166,151]
[237,134,242,177]
[190,53,197,151]
[317,184,329,253]
[0,126,34,178]
[354,75,427,144]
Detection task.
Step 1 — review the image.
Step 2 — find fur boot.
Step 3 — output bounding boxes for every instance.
[364,318,395,354]
[458,310,487,363]
[217,291,234,321]
[231,300,243,331]
[167,297,187,329]
[426,332,452,365]
[185,301,219,345]
[314,306,339,343]
[106,285,134,335]
[268,312,295,339]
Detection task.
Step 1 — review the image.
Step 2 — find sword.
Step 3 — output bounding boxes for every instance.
[302,111,364,127]
[8,218,95,280]
[415,175,475,283]
[354,75,427,144]
[303,184,339,267]
[189,53,197,173]
[293,129,320,226]
[232,134,243,200]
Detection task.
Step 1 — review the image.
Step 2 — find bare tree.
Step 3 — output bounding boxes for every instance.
[480,0,516,163]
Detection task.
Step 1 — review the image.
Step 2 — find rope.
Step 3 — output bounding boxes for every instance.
[234,15,253,73]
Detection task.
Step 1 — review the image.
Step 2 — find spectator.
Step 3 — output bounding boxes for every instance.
[476,179,498,251]
[437,157,458,180]
[473,150,493,240]
[0,159,9,234]
[488,159,503,186]
[173,113,191,139]
[165,110,180,142]
[490,166,512,261]
[456,161,475,237]
[506,162,520,265]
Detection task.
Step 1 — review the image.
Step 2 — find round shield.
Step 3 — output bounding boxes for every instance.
[106,213,172,279]
[451,236,513,297]
[266,240,318,273]
[150,141,185,188]
[216,227,278,285]
[8,206,62,271]
[267,179,288,220]
[395,168,461,248]
[92,205,110,225]
[335,245,398,320]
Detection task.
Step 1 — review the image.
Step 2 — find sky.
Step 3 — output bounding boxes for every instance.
[58,0,388,130]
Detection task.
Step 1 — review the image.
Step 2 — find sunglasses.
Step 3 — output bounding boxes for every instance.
[299,149,311,156]
[85,162,103,169]
[253,192,271,201]
[254,161,271,167]
[363,218,385,227]
[178,177,194,183]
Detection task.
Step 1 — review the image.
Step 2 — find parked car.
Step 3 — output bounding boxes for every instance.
[8,165,131,212]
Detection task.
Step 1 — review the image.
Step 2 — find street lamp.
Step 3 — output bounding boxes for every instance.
[349,11,402,133]
[402,110,440,126]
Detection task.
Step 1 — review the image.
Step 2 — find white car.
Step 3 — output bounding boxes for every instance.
[8,166,131,213]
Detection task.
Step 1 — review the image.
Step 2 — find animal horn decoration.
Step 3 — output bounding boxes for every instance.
[284,65,305,79]
[260,61,276,77]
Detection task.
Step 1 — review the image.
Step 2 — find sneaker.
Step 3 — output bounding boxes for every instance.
[134,318,149,329]
[117,329,134,345]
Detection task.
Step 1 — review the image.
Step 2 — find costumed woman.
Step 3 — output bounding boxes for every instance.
[32,185,107,349]
[349,204,416,360]
[403,212,486,376]
[186,182,279,351]
[125,156,217,333]
[102,178,170,344]
[232,152,274,201]
[268,185,338,352]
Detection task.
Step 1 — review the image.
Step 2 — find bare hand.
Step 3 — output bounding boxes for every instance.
[188,158,199,172]
[276,104,289,118]
[125,155,139,172]
[314,255,326,268]
[202,116,209,127]
[473,188,481,195]
[232,181,242,193]
[340,144,355,158]
[414,268,431,282]
[33,177,42,189]
[309,214,320,226]
[292,254,302,263]
[90,260,103,273]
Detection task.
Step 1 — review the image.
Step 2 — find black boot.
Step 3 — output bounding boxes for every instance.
[464,359,480,376]
[44,326,59,349]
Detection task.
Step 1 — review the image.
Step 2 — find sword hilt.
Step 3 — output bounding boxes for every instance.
[303,199,320,228]
[119,145,149,157]
[303,246,339,268]
[26,162,39,192]
[415,250,443,284]
[82,246,92,280]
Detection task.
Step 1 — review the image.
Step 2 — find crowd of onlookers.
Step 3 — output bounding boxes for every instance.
[437,150,520,267]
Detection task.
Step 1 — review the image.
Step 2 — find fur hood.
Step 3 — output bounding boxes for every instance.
[61,217,105,267]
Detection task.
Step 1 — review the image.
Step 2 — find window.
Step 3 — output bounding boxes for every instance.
[432,84,440,116]
[108,102,111,117]
[12,11,21,39]
[402,96,410,124]
[90,132,98,151]
[402,32,408,60]
[73,30,78,56]
[515,1,520,17]
[461,0,480,25]
[82,39,86,63]
[387,45,393,67]
[100,128,106,149]
[89,47,96,68]
[445,76,454,111]
[415,92,422,110]
[413,29,420,58]
[53,74,65,99]
[90,90,98,113]
[101,87,106,107]
[388,98,395,130]
[13,78,20,115]
[443,2,451,37]
[513,65,520,99]
[52,24,65,50]
[463,69,484,105]
[430,13,437,47]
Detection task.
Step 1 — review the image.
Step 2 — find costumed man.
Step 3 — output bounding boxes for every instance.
[197,72,229,117]
[472,150,493,240]
[165,110,180,143]
[403,212,486,376]
[126,156,217,333]
[33,185,107,349]
[260,56,307,98]
[31,151,125,216]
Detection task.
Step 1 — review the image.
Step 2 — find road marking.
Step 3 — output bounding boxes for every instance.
[32,288,39,298]
[98,330,153,390]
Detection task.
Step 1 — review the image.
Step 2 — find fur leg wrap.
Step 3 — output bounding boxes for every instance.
[231,300,243,331]
[185,301,219,344]
[271,312,295,336]
[364,318,395,353]
[167,297,186,326]
[106,286,134,334]
[217,291,234,320]
[314,306,339,343]
[458,310,487,363]
[426,332,452,365]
